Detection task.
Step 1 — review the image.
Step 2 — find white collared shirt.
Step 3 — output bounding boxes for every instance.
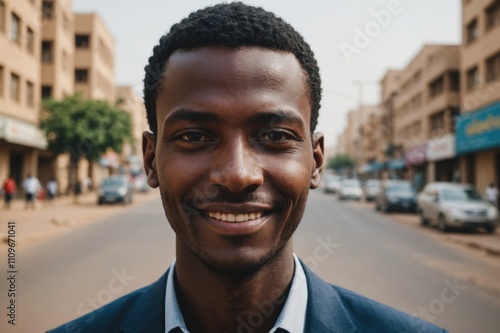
[165,254,308,333]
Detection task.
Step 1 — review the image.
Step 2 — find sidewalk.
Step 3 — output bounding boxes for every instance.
[0,189,159,246]
[350,200,500,259]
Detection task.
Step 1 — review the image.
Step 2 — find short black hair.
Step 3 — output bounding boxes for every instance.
[143,2,321,135]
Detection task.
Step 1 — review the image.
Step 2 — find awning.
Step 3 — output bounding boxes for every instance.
[0,115,48,149]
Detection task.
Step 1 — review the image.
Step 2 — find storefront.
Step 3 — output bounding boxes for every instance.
[456,102,500,192]
[404,144,427,190]
[0,115,48,187]
[426,134,458,182]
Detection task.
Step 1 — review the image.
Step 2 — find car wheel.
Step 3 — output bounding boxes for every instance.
[419,209,429,226]
[484,225,496,234]
[438,215,449,232]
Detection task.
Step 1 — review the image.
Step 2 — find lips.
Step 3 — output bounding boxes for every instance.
[204,211,263,222]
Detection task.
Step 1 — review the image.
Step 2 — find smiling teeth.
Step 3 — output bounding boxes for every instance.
[205,212,262,222]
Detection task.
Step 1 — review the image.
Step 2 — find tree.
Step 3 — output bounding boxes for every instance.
[327,154,356,172]
[41,94,133,191]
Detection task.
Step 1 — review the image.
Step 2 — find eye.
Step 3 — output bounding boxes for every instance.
[174,131,211,143]
[257,130,292,143]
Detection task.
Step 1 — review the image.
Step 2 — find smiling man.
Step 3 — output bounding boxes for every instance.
[49,3,447,333]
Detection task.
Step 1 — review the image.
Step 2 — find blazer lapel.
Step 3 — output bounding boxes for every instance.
[120,269,170,333]
[301,262,357,333]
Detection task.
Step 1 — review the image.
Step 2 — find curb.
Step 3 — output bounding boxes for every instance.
[446,236,500,258]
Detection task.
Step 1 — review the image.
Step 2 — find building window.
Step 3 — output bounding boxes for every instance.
[42,41,53,63]
[41,85,52,99]
[75,34,90,48]
[466,66,479,91]
[26,81,34,107]
[75,69,88,83]
[42,1,54,20]
[10,73,20,102]
[429,75,445,98]
[10,13,21,45]
[486,1,500,31]
[430,111,445,135]
[448,71,460,91]
[26,27,34,54]
[466,18,479,44]
[487,52,500,82]
[0,1,5,34]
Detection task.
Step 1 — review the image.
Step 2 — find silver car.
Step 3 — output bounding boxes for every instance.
[417,182,498,233]
[337,179,363,201]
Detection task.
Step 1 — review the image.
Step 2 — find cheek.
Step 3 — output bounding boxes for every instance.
[269,155,312,196]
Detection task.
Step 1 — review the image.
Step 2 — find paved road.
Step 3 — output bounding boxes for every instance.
[1,190,499,332]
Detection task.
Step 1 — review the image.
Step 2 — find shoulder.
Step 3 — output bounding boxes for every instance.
[46,270,168,333]
[302,262,447,333]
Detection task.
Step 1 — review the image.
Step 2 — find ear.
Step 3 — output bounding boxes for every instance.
[310,132,325,189]
[142,131,159,188]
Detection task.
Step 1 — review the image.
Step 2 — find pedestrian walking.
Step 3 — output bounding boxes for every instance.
[23,173,41,210]
[485,182,499,206]
[2,175,16,209]
[73,180,82,203]
[46,177,58,204]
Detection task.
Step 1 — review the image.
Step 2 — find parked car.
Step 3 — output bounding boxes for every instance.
[337,179,363,200]
[417,182,498,233]
[375,180,417,213]
[324,174,342,194]
[132,174,149,193]
[98,176,134,205]
[363,179,382,201]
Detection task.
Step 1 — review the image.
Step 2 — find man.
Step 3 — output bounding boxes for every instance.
[486,182,498,207]
[46,177,58,204]
[49,3,447,332]
[23,173,41,210]
[2,175,16,209]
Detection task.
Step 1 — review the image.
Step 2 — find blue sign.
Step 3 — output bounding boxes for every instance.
[456,102,500,155]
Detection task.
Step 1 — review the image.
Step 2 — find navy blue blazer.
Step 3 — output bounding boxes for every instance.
[48,262,447,332]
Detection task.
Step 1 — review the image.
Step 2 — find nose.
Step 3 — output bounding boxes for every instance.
[209,136,264,193]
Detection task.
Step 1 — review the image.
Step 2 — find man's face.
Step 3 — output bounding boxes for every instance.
[143,47,324,274]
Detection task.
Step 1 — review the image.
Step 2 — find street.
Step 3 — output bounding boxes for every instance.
[1,190,500,332]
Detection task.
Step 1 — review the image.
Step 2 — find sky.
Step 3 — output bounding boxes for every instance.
[72,0,461,148]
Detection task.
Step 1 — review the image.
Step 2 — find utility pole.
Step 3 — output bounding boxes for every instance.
[352,80,377,107]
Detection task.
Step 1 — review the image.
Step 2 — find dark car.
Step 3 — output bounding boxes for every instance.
[98,176,134,205]
[375,181,417,213]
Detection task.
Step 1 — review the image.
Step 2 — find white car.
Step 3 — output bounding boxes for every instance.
[324,175,342,194]
[337,179,363,201]
[417,182,498,233]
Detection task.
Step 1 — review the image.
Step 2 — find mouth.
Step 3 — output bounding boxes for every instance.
[204,211,263,223]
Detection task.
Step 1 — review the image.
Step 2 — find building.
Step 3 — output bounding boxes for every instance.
[37,0,75,190]
[392,44,460,189]
[457,0,500,193]
[0,0,47,187]
[115,85,148,173]
[73,12,115,104]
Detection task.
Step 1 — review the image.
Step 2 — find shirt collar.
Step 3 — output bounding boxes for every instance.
[164,254,308,333]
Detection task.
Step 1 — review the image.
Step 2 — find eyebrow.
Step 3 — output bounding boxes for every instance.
[249,111,305,130]
[164,109,220,126]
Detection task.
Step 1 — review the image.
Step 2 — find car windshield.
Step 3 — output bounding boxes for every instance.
[342,180,360,188]
[102,178,126,186]
[387,184,414,193]
[441,188,483,201]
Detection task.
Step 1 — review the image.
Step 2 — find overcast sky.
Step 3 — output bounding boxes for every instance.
[73,0,461,148]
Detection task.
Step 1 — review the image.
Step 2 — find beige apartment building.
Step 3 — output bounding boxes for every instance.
[0,0,47,187]
[74,13,115,104]
[458,0,500,194]
[115,85,148,168]
[393,44,460,189]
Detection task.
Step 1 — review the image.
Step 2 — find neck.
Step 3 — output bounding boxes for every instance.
[174,240,295,333]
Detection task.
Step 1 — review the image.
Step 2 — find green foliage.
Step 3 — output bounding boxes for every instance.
[41,94,133,163]
[327,154,356,171]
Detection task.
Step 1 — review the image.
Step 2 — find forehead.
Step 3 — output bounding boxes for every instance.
[156,47,310,126]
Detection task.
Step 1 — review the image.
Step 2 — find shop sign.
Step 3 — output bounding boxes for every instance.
[426,134,455,161]
[0,115,48,149]
[404,144,426,166]
[456,102,500,155]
